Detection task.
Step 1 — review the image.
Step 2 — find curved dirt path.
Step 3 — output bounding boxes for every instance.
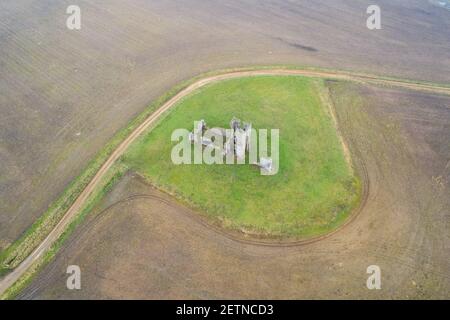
[1,68,449,297]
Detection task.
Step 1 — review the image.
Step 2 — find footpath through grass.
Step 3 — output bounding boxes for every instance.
[124,76,360,238]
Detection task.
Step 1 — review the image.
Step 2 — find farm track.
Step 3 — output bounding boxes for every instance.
[1,68,450,297]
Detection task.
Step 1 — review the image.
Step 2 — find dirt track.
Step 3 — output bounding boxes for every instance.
[2,69,450,298]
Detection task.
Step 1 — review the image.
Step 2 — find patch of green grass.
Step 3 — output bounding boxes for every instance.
[124,76,360,238]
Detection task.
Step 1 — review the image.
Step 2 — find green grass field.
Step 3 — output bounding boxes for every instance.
[124,76,360,238]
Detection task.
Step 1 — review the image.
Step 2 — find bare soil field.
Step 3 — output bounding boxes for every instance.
[19,82,450,299]
[1,0,450,250]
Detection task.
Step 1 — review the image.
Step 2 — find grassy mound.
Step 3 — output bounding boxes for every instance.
[124,76,360,238]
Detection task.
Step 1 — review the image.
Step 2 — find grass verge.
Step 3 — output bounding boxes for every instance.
[0,162,127,300]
